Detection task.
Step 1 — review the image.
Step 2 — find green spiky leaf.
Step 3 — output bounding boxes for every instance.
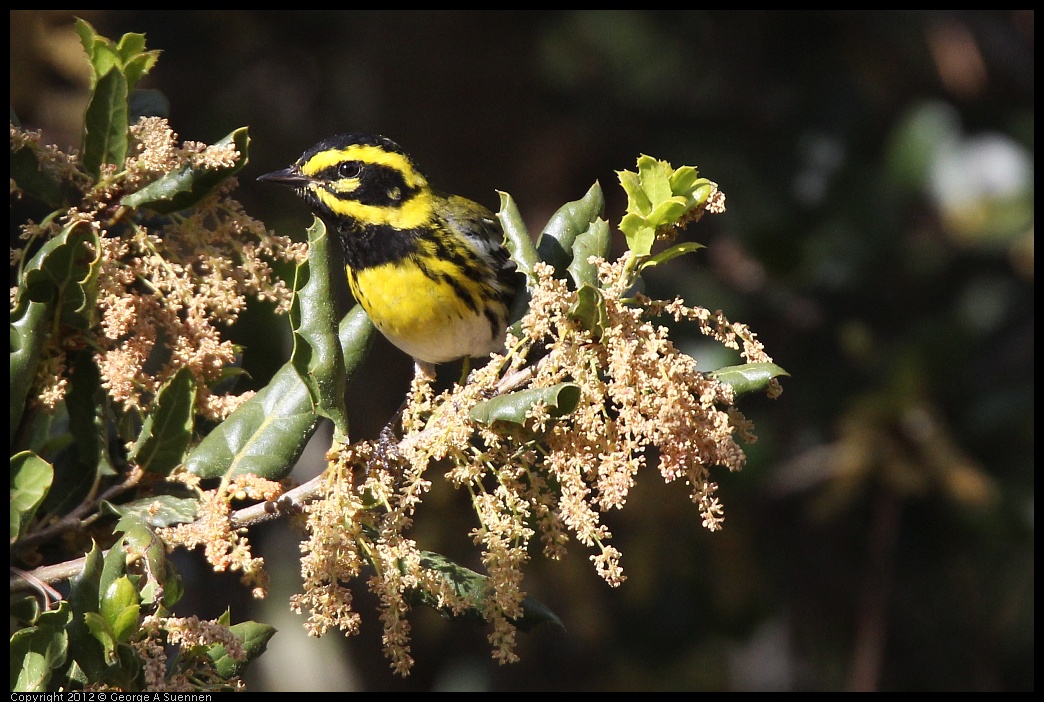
[409,551,564,632]
[536,182,604,276]
[129,367,196,475]
[121,127,249,213]
[709,362,789,396]
[207,621,277,679]
[10,451,53,541]
[470,383,581,426]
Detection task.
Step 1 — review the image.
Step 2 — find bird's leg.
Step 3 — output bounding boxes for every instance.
[372,360,436,477]
[458,356,473,385]
[383,360,436,440]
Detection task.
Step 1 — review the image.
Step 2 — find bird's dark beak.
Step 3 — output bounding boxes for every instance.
[256,167,310,186]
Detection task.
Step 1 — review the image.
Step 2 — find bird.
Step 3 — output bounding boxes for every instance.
[258,133,519,378]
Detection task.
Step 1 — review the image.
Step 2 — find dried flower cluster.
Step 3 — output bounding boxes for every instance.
[11,117,307,423]
[129,614,246,692]
[10,125,88,198]
[290,440,476,676]
[159,472,284,598]
[295,250,778,674]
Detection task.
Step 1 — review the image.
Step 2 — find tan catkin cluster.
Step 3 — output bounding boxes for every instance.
[157,472,284,599]
[297,251,777,674]
[130,614,246,692]
[11,117,306,425]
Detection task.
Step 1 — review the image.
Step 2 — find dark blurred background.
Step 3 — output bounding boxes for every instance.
[11,10,1033,691]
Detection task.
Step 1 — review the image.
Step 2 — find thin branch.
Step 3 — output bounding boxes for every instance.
[9,469,328,593]
[9,566,64,608]
[10,357,540,594]
[11,466,145,553]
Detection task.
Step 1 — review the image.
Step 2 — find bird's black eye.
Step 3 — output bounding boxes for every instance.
[338,162,362,179]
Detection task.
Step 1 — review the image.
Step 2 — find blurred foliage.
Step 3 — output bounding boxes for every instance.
[10,9,1033,692]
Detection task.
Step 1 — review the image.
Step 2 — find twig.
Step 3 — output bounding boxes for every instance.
[9,566,64,608]
[9,470,329,593]
[11,466,145,553]
[10,359,540,593]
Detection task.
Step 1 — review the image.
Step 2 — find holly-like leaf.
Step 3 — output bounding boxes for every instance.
[536,182,604,276]
[9,141,64,206]
[10,602,71,692]
[183,362,319,481]
[101,494,199,529]
[10,298,50,444]
[637,154,674,205]
[75,18,159,92]
[568,283,608,339]
[290,216,349,438]
[617,155,719,258]
[619,212,656,258]
[69,542,104,618]
[121,128,249,213]
[207,620,277,679]
[709,362,789,397]
[20,219,100,330]
[617,169,650,214]
[129,367,196,475]
[82,67,129,180]
[10,451,53,541]
[470,383,581,426]
[409,551,563,632]
[100,577,140,643]
[639,241,705,272]
[185,306,374,480]
[566,218,611,289]
[82,612,117,667]
[75,17,117,87]
[497,190,540,280]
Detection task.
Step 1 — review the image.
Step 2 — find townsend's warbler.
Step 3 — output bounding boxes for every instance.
[258,133,519,372]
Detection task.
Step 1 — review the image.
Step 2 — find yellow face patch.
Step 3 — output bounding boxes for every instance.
[301,144,428,190]
[313,188,434,229]
[329,177,360,195]
[300,142,434,229]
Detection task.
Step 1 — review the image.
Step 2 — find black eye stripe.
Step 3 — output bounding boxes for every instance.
[316,160,421,207]
[316,161,399,182]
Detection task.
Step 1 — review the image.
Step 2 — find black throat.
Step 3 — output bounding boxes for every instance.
[326,216,419,271]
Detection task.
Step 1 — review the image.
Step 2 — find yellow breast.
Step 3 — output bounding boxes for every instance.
[348,261,504,364]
